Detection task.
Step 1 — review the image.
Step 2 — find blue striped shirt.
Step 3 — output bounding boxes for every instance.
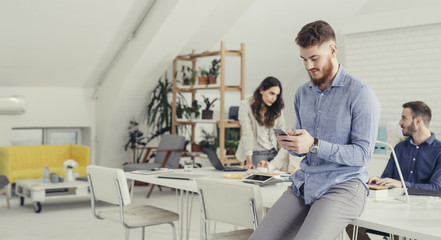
[289,65,380,204]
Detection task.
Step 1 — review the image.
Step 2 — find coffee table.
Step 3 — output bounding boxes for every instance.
[15,179,90,213]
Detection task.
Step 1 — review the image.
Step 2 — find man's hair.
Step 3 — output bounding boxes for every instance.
[402,101,432,126]
[295,20,336,48]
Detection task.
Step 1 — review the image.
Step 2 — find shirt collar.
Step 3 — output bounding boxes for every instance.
[410,133,436,146]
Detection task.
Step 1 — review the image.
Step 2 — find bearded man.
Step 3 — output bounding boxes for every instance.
[369,101,441,190]
[250,20,381,240]
[347,101,441,240]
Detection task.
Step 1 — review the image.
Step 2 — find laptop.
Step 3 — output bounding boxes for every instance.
[203,148,246,172]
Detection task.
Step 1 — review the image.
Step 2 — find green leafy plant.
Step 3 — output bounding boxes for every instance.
[124,120,147,163]
[143,72,188,144]
[208,59,220,77]
[183,100,201,119]
[225,129,239,154]
[199,67,209,77]
[181,66,197,85]
[201,95,218,111]
[199,129,218,150]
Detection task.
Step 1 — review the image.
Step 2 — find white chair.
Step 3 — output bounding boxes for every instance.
[196,178,265,240]
[87,165,179,240]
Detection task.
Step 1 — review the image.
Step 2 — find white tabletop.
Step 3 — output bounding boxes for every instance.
[126,167,291,208]
[126,168,441,239]
[353,197,441,240]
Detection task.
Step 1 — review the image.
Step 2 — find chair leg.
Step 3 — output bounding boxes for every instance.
[125,228,129,240]
[142,227,145,240]
[0,186,10,209]
[5,188,10,208]
[146,184,156,198]
[170,222,177,240]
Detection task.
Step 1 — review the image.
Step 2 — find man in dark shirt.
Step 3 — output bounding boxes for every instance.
[348,101,441,239]
[369,101,441,190]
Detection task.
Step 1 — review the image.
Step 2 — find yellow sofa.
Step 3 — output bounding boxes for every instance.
[0,144,90,183]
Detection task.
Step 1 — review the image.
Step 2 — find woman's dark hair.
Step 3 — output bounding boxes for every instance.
[251,76,284,128]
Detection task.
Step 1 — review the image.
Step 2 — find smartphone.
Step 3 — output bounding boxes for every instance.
[273,128,288,136]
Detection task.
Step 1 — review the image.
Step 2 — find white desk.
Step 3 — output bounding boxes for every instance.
[126,168,289,240]
[353,197,441,240]
[126,168,441,240]
[126,168,289,207]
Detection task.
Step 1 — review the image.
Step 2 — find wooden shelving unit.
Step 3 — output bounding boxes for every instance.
[171,41,245,165]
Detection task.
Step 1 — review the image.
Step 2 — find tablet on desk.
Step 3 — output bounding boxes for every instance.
[242,174,282,185]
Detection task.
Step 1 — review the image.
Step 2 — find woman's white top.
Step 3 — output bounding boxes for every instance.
[235,97,285,162]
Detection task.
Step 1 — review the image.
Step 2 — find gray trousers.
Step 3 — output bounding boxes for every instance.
[249,178,366,240]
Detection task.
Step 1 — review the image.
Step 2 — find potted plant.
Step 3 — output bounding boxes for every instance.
[124,120,147,163]
[183,100,201,119]
[225,129,239,155]
[181,65,197,86]
[191,141,203,152]
[198,67,209,85]
[144,72,189,144]
[199,129,217,150]
[208,59,220,84]
[201,95,218,119]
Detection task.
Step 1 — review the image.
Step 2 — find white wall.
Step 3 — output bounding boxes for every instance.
[344,3,441,146]
[220,0,368,129]
[0,87,95,155]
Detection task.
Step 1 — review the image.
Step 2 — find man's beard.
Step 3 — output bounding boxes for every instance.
[309,57,333,86]
[402,122,417,137]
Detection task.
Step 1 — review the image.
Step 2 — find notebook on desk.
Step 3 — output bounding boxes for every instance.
[203,148,246,172]
[407,188,441,197]
[368,184,390,190]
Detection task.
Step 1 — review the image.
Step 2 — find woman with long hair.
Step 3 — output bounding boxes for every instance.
[236,76,286,169]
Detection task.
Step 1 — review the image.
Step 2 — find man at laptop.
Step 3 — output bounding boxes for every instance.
[347,101,441,239]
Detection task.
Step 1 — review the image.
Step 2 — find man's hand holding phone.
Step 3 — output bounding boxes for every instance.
[276,129,314,154]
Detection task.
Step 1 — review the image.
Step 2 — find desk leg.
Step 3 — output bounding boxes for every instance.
[176,189,195,240]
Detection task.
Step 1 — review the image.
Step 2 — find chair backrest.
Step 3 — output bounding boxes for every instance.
[87,165,131,206]
[196,178,265,230]
[154,134,185,168]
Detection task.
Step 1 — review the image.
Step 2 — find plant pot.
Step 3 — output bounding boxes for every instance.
[208,76,217,84]
[201,110,213,119]
[183,78,194,86]
[191,144,202,152]
[198,76,209,85]
[226,150,236,155]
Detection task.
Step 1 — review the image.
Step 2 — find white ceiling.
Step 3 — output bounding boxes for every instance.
[0,0,148,88]
[1,0,438,90]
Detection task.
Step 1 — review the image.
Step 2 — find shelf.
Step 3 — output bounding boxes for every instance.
[176,119,240,127]
[171,41,245,166]
[176,84,242,92]
[175,49,243,60]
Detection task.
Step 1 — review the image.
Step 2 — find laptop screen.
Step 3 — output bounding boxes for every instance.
[203,148,225,170]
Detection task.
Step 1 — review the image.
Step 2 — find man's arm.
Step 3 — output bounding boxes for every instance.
[317,87,380,166]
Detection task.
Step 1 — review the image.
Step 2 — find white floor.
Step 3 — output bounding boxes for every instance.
[0,183,385,240]
[0,184,203,240]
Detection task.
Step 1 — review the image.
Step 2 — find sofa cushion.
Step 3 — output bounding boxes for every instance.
[0,144,90,183]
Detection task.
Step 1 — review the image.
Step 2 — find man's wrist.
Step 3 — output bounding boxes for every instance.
[309,137,319,154]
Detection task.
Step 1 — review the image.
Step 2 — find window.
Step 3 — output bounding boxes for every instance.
[12,128,82,146]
